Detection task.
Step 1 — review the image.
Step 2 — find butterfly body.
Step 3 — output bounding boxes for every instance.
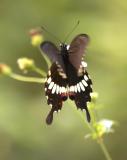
[60,44,78,83]
[40,34,93,124]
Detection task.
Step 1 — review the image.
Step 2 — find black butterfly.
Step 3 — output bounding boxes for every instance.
[40,34,93,125]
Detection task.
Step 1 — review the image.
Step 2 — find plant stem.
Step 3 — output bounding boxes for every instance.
[32,66,46,77]
[67,100,94,132]
[68,100,113,160]
[10,73,45,83]
[98,138,112,160]
[89,104,113,160]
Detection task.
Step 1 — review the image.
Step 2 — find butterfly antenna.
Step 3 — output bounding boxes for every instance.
[63,20,80,43]
[41,25,62,44]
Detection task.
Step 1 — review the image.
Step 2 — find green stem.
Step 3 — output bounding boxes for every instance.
[10,73,45,83]
[32,66,46,77]
[69,100,113,160]
[67,100,93,132]
[89,103,96,124]
[98,138,112,160]
[89,102,112,160]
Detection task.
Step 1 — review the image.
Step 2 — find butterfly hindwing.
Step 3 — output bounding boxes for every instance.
[73,71,92,122]
[45,63,68,124]
[68,34,89,71]
[68,64,92,122]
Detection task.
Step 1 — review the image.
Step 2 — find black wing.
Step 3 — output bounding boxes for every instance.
[40,41,66,73]
[68,34,89,71]
[45,63,68,125]
[68,34,92,122]
[68,70,92,122]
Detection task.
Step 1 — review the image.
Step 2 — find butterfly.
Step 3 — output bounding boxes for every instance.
[40,34,93,125]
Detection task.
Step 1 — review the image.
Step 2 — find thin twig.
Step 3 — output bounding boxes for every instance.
[10,73,45,83]
[32,66,46,77]
[67,99,113,160]
[98,138,112,160]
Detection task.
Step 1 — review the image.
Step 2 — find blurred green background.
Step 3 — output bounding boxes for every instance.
[0,0,127,159]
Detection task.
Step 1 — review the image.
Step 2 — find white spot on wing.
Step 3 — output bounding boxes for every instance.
[48,81,54,89]
[47,77,51,84]
[74,86,78,93]
[69,86,75,92]
[56,85,60,94]
[82,79,88,87]
[77,83,81,92]
[79,82,85,91]
[52,84,57,94]
[81,61,87,67]
[59,72,67,78]
[84,75,89,81]
[59,86,62,94]
[61,87,66,93]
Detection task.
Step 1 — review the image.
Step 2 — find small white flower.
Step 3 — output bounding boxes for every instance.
[99,119,115,133]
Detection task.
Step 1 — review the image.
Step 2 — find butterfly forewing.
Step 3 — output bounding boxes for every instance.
[68,34,92,120]
[40,41,66,73]
[68,34,89,71]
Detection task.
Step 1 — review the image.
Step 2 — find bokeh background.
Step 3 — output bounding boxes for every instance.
[0,0,127,159]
